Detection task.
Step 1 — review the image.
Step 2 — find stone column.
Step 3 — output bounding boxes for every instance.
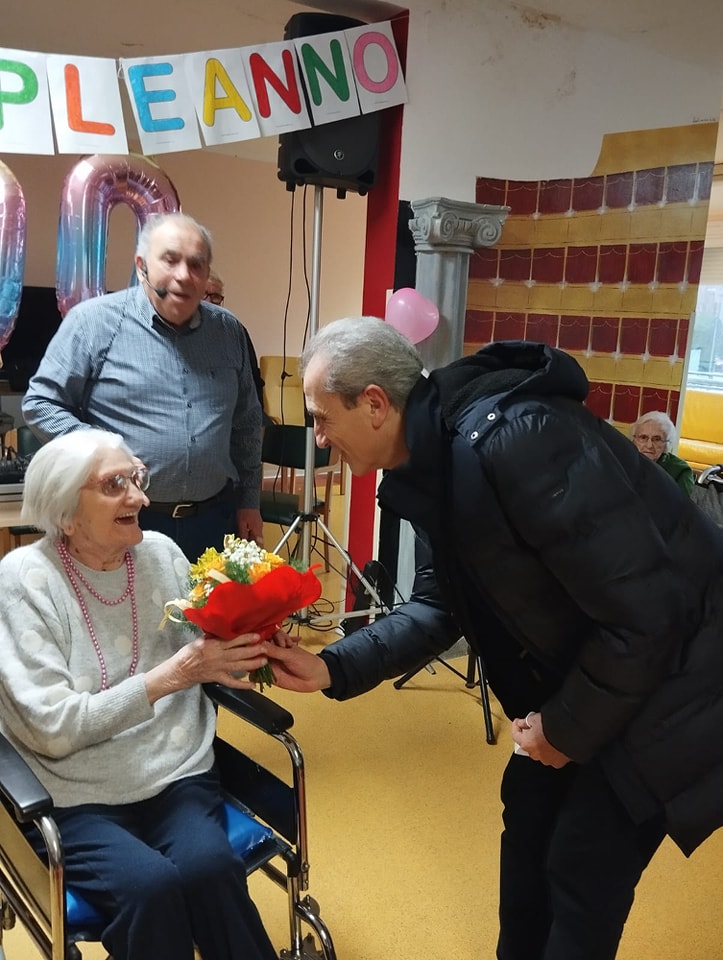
[409,196,508,370]
[390,197,509,603]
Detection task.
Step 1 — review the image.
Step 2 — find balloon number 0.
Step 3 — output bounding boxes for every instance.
[0,154,180,355]
[56,154,180,316]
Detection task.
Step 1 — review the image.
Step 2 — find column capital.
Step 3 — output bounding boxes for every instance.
[409,196,508,254]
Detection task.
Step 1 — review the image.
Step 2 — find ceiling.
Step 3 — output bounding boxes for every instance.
[4,0,722,189]
[5,0,723,74]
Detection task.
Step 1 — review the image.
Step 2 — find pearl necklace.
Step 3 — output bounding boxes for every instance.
[56,540,139,691]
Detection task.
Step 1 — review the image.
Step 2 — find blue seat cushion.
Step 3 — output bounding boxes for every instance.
[66,801,276,930]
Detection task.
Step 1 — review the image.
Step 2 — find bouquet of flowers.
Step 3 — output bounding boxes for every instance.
[162,535,322,689]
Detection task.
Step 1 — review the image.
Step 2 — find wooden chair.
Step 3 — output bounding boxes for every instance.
[259,355,305,426]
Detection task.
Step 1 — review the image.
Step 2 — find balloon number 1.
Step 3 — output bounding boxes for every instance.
[0,161,27,350]
[0,154,180,359]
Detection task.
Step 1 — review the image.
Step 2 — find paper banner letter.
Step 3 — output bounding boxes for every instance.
[122,56,201,154]
[46,55,128,154]
[294,31,360,125]
[345,22,407,113]
[185,48,261,147]
[0,50,54,154]
[0,58,37,126]
[243,41,310,137]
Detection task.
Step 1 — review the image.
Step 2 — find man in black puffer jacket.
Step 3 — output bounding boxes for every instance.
[264,317,723,960]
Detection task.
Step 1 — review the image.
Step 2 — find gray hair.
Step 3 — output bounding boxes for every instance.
[21,429,133,539]
[136,213,213,265]
[300,316,424,410]
[630,410,675,447]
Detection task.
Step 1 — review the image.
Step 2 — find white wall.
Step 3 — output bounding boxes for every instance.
[399,2,723,200]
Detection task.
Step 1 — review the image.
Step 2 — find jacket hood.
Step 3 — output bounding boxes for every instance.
[428,340,589,427]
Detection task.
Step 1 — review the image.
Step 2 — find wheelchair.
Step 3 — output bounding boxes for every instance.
[0,683,336,960]
[692,464,723,526]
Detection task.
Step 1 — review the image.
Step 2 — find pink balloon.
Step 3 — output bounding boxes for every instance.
[384,287,439,344]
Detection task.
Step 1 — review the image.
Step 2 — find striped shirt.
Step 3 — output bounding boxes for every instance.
[22,285,262,507]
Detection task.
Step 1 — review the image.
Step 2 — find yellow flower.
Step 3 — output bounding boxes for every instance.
[189,582,208,603]
[248,561,273,582]
[189,547,226,583]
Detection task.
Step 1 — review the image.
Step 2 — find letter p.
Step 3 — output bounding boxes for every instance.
[0,60,39,128]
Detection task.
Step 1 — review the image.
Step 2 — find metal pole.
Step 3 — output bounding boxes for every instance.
[298,185,325,572]
[277,184,387,623]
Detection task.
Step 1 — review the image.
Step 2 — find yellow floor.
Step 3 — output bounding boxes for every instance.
[4,503,723,958]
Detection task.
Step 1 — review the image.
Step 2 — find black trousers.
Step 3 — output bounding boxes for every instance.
[497,754,665,960]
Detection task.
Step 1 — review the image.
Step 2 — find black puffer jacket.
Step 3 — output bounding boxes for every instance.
[319,341,723,855]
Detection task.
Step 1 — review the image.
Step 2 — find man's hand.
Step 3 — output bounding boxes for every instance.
[236,507,264,545]
[511,711,571,768]
[261,641,332,693]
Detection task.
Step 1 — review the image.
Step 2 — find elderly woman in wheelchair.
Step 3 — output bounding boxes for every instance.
[0,429,278,960]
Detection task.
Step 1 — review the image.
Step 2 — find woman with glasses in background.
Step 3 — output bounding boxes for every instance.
[630,410,695,495]
[0,428,278,960]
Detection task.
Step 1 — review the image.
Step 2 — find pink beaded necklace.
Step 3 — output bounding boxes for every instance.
[56,539,139,691]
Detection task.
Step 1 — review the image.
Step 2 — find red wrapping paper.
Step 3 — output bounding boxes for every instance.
[182,564,322,640]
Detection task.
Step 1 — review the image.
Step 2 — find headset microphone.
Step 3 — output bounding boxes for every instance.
[141,264,168,299]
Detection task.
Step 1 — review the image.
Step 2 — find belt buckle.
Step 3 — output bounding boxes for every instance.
[172,502,194,519]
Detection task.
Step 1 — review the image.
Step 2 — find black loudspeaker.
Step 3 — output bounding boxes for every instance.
[278,13,380,197]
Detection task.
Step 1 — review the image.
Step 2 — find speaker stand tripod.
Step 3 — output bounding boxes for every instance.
[272,183,388,628]
[394,645,497,745]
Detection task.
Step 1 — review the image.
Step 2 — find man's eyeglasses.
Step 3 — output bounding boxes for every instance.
[87,467,151,497]
[633,434,667,446]
[204,292,224,306]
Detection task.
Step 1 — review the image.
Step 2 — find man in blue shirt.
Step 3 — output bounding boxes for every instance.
[23,213,263,559]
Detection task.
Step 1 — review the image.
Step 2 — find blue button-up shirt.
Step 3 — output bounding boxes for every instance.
[22,285,262,507]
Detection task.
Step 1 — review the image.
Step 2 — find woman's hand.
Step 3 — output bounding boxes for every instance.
[145,632,269,702]
[260,640,331,692]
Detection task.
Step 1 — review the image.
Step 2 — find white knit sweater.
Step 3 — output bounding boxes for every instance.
[0,531,216,807]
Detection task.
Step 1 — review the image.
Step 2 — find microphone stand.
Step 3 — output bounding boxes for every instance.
[272,184,388,626]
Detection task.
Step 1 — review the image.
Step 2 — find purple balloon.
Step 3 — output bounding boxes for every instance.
[385,287,440,344]
[56,154,180,317]
[0,161,27,350]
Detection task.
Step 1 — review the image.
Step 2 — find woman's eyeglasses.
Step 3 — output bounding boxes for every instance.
[633,434,667,446]
[204,292,224,306]
[87,467,151,497]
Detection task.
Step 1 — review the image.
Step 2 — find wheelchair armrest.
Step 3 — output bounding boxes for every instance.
[0,732,53,823]
[204,684,294,735]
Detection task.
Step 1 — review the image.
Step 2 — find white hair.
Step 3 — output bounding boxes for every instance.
[300,316,424,410]
[630,410,675,449]
[135,212,213,265]
[21,429,132,538]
